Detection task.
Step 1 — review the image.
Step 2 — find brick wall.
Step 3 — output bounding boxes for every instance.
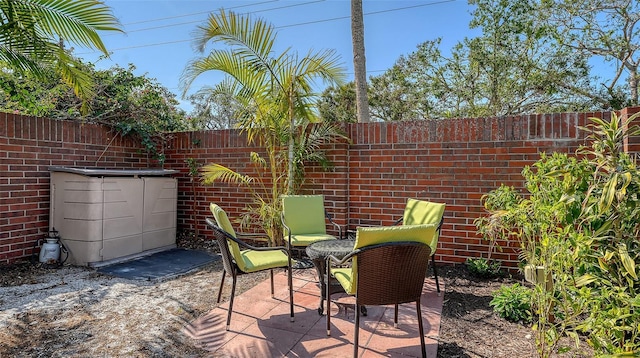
[164,109,640,268]
[0,113,150,264]
[3,108,640,266]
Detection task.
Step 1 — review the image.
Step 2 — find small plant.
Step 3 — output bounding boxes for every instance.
[185,158,202,237]
[490,283,532,323]
[466,257,502,278]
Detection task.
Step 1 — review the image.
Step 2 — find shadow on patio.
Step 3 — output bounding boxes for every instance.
[183,268,444,357]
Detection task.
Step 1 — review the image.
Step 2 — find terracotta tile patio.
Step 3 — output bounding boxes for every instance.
[183,268,444,357]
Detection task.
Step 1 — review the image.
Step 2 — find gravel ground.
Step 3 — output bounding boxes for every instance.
[1,234,594,357]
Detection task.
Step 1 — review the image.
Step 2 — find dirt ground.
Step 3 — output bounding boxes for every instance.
[1,235,593,358]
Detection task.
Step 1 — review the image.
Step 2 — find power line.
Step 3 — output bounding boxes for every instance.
[122,0,280,26]
[276,0,455,29]
[99,0,456,39]
[78,0,457,80]
[117,0,325,35]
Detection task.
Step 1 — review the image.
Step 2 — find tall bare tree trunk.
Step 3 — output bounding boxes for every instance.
[351,0,370,123]
[630,70,639,106]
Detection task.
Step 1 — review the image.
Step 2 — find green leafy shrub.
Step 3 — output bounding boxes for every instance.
[478,112,640,357]
[465,257,502,278]
[490,283,532,323]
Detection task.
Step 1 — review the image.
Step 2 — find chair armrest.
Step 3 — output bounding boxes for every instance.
[236,232,270,245]
[326,250,359,267]
[326,250,360,284]
[325,210,343,239]
[281,212,293,247]
[206,217,289,254]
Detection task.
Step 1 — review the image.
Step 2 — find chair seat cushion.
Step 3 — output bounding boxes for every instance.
[331,267,355,295]
[290,233,337,247]
[240,249,289,273]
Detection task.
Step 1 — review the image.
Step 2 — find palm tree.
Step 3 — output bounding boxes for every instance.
[0,0,122,112]
[181,9,346,245]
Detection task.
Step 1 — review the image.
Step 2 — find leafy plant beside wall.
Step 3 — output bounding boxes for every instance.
[477,112,640,357]
[185,158,203,237]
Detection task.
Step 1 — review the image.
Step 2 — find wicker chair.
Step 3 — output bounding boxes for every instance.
[206,204,294,330]
[397,198,446,294]
[281,194,342,252]
[326,224,437,358]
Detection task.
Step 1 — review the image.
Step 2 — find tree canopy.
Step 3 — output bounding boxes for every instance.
[321,0,639,122]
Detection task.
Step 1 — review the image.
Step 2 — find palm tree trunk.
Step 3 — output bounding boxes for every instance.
[351,0,370,123]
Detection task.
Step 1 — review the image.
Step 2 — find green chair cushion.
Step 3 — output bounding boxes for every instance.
[402,198,445,253]
[239,249,289,273]
[290,233,337,247]
[354,224,437,250]
[331,267,355,295]
[282,195,327,235]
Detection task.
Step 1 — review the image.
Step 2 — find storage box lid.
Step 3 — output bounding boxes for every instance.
[49,166,178,177]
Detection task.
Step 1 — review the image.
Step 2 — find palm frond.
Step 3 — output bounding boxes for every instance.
[1,0,122,54]
[200,163,254,187]
[54,47,94,109]
[181,49,269,98]
[192,10,276,69]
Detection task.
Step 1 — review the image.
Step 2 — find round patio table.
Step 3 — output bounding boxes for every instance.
[306,239,367,316]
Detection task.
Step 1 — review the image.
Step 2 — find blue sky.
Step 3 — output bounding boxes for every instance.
[76,0,478,112]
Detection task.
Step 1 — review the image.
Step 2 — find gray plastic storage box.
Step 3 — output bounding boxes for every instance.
[49,167,178,266]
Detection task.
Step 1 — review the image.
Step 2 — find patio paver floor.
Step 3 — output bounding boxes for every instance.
[183,268,444,357]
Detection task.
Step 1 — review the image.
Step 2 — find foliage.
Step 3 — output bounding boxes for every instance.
[319,67,432,122]
[474,184,521,260]
[0,0,122,112]
[465,257,502,278]
[90,63,188,162]
[542,0,640,107]
[185,88,243,130]
[1,59,188,162]
[183,9,347,246]
[490,283,532,323]
[478,112,640,356]
[571,112,640,354]
[322,0,640,121]
[318,82,357,123]
[0,60,70,117]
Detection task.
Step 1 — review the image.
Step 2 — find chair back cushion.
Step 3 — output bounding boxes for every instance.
[282,195,327,235]
[402,198,445,252]
[354,224,436,250]
[210,203,246,271]
[333,224,436,295]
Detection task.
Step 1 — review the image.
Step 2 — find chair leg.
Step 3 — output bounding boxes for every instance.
[288,262,294,322]
[432,255,441,295]
[226,273,237,331]
[216,270,226,303]
[326,261,331,336]
[394,303,399,328]
[270,269,275,298]
[416,300,426,358]
[354,303,360,358]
